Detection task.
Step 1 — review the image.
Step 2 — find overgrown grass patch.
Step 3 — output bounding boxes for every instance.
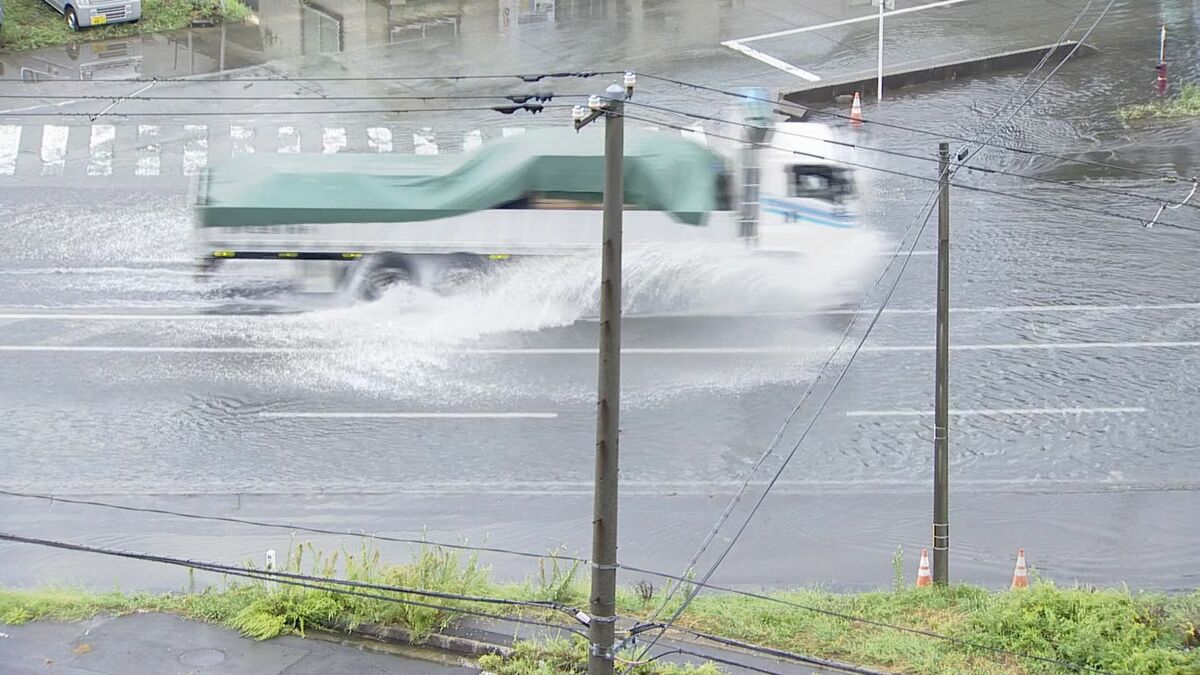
[0,0,250,53]
[1118,83,1200,123]
[2,542,1197,674]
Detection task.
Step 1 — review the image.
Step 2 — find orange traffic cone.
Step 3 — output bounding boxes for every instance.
[1011,549,1029,589]
[916,548,932,587]
[850,92,864,127]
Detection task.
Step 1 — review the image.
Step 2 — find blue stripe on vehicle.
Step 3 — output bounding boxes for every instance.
[760,197,857,229]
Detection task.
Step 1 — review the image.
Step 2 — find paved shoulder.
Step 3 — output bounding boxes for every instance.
[0,612,478,674]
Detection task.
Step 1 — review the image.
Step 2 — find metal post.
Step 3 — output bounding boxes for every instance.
[219,23,227,73]
[587,83,624,675]
[933,142,950,584]
[877,0,884,103]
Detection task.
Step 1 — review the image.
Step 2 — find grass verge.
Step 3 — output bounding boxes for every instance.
[1,543,1197,674]
[1118,83,1200,123]
[0,0,250,53]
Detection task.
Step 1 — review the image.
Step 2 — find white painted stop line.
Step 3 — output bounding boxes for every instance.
[846,406,1147,417]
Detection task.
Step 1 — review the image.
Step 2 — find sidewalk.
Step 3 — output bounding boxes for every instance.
[0,612,478,674]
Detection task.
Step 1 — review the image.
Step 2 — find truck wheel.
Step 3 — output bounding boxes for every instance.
[353,254,414,301]
[66,7,81,31]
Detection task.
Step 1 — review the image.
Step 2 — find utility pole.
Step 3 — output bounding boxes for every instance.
[933,141,950,584]
[573,73,634,675]
[873,0,894,102]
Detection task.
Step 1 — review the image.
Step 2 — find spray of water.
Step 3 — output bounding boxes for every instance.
[199,235,886,399]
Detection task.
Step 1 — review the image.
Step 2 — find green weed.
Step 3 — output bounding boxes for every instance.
[1118,83,1200,123]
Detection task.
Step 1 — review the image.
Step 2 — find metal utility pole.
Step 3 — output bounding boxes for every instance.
[573,74,634,675]
[933,141,950,584]
[873,0,894,102]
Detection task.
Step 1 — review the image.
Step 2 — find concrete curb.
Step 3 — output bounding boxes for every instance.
[324,619,514,659]
[322,616,892,674]
[782,41,1100,110]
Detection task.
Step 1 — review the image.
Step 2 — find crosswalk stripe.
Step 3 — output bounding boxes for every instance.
[0,125,18,176]
[136,124,160,176]
[682,122,707,145]
[0,123,557,177]
[322,127,346,154]
[413,127,438,155]
[463,130,483,152]
[278,126,300,153]
[40,125,69,176]
[87,124,115,176]
[367,127,392,153]
[230,125,254,156]
[182,124,208,176]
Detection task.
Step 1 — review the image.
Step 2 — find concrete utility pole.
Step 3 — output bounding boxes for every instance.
[573,74,634,675]
[933,141,950,584]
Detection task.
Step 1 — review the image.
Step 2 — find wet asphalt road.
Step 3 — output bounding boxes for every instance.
[1,0,1198,594]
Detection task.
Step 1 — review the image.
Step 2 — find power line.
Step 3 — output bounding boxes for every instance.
[632,163,939,659]
[0,491,1120,673]
[0,71,615,84]
[618,110,1200,233]
[638,109,954,626]
[643,621,1113,675]
[0,93,581,102]
[632,73,1191,184]
[0,531,592,637]
[957,0,1117,168]
[0,489,590,566]
[0,104,571,118]
[622,99,1200,213]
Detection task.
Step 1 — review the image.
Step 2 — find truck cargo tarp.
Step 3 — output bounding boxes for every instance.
[196,128,729,228]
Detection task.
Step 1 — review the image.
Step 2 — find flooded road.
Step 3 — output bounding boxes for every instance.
[0,0,1198,593]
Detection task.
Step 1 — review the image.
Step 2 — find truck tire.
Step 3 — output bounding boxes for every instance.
[352,253,414,301]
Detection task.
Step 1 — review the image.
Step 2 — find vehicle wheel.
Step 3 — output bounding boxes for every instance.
[65,7,80,31]
[351,254,414,301]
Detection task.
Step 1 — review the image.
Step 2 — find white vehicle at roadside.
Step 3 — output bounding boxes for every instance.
[42,0,141,31]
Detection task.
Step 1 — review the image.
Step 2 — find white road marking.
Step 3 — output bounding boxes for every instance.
[463,130,483,151]
[0,125,19,175]
[731,0,975,44]
[815,302,1200,316]
[413,127,438,155]
[0,346,313,354]
[865,341,1200,352]
[1,302,1196,323]
[0,99,82,115]
[722,42,822,81]
[95,81,155,117]
[182,125,208,176]
[322,127,346,154]
[680,122,707,146]
[230,125,255,156]
[0,313,233,321]
[1,341,1198,355]
[40,125,68,176]
[367,127,393,153]
[502,127,525,138]
[878,250,937,257]
[86,124,115,176]
[278,126,300,153]
[259,412,558,419]
[136,125,160,176]
[847,406,1147,417]
[721,0,973,81]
